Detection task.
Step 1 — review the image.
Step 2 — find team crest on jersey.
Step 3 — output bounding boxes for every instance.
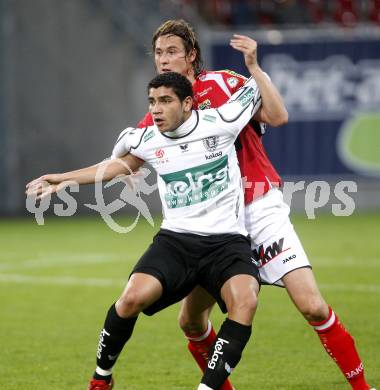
[227,77,239,88]
[199,99,211,110]
[203,136,219,152]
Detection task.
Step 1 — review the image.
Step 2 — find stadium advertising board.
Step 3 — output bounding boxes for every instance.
[210,32,380,178]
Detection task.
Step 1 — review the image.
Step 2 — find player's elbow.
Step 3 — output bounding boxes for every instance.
[270,109,288,127]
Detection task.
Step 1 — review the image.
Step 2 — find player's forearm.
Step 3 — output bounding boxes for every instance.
[26,155,142,200]
[60,159,128,185]
[249,65,288,127]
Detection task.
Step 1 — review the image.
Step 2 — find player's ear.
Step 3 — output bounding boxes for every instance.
[187,48,196,64]
[183,96,193,112]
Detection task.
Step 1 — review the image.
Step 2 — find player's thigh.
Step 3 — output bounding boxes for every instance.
[178,286,216,333]
[199,234,260,314]
[283,267,328,319]
[179,285,215,321]
[117,273,163,316]
[129,230,198,316]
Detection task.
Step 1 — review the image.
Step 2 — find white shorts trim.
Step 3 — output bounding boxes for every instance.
[245,188,311,286]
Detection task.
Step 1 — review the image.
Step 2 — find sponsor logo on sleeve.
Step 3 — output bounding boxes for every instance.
[143,129,155,142]
[237,87,255,107]
[202,114,217,123]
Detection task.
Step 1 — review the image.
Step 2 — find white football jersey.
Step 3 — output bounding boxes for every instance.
[112,77,261,235]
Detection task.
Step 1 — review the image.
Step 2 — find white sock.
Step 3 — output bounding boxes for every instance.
[187,320,212,341]
[197,384,214,390]
[95,366,113,377]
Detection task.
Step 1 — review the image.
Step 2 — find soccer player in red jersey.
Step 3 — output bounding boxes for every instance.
[136,19,373,390]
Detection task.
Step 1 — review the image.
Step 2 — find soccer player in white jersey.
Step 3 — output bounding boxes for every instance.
[137,19,374,390]
[26,72,263,390]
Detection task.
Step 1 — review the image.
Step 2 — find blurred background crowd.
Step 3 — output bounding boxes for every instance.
[190,0,380,27]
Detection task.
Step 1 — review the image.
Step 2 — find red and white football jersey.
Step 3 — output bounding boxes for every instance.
[137,69,281,204]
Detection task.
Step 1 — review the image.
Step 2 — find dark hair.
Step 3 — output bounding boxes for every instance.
[152,19,204,76]
[147,72,193,102]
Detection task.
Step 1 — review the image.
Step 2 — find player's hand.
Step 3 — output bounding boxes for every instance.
[121,171,145,191]
[230,34,259,72]
[25,174,68,200]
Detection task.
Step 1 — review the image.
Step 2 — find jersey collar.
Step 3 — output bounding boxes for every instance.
[162,111,199,139]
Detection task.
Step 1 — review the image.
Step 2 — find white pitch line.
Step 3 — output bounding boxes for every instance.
[311,257,380,267]
[0,253,128,271]
[0,273,126,287]
[320,283,380,293]
[0,273,379,293]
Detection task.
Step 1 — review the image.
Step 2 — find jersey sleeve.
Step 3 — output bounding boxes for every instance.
[215,77,262,137]
[136,111,154,128]
[111,127,146,160]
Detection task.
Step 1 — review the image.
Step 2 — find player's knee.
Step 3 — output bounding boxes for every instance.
[299,296,328,322]
[240,294,258,315]
[178,311,206,335]
[116,290,146,317]
[228,292,258,318]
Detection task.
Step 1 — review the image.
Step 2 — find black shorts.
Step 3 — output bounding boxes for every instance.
[131,229,260,315]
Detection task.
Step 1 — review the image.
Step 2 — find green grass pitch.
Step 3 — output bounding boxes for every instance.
[1,213,379,389]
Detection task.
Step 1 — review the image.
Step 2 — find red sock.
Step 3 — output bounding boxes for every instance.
[186,321,235,390]
[310,307,370,390]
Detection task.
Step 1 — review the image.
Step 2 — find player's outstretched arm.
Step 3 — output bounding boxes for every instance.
[230,34,288,127]
[25,154,144,200]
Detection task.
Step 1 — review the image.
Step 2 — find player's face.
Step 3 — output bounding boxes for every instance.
[154,34,196,80]
[148,86,192,133]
